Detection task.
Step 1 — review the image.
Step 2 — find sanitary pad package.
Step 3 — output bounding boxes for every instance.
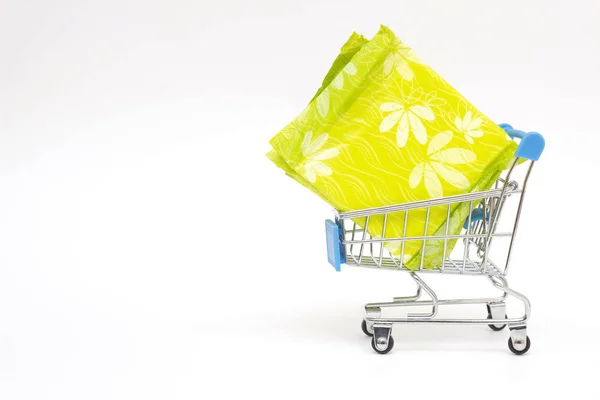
[268,26,517,269]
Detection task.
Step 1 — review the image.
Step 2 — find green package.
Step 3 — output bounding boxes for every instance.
[268,26,517,269]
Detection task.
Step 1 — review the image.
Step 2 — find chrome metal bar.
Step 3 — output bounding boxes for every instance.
[368,233,379,267]
[348,222,358,264]
[489,275,531,321]
[343,232,512,244]
[345,260,503,276]
[367,296,506,309]
[486,275,509,303]
[420,208,430,270]
[487,192,509,252]
[504,161,535,275]
[482,197,489,274]
[363,273,528,325]
[364,316,526,325]
[357,216,369,265]
[389,214,402,268]
[337,188,520,219]
[463,200,473,273]
[399,210,408,268]
[483,158,519,273]
[441,203,450,272]
[407,273,438,318]
[378,213,388,267]
[393,286,422,302]
[389,252,401,268]
[449,258,460,271]
[473,218,483,250]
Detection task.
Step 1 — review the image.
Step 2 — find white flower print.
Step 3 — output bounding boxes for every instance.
[316,91,330,117]
[316,63,357,118]
[300,131,339,183]
[454,111,484,144]
[409,131,476,198]
[379,102,434,147]
[383,40,422,81]
[331,62,357,90]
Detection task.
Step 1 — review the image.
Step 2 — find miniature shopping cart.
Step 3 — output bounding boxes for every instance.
[325,124,545,355]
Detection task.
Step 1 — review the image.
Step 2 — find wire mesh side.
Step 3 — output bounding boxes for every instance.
[338,178,525,277]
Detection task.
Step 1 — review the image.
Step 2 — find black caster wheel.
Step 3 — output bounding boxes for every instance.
[487,314,507,331]
[371,335,394,354]
[508,336,531,355]
[361,320,373,337]
[486,304,507,331]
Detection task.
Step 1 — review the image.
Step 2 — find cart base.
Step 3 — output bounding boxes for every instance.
[361,273,531,355]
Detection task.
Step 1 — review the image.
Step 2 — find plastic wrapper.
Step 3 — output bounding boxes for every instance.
[268,26,517,269]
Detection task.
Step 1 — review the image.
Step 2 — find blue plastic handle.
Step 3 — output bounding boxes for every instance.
[463,208,487,229]
[325,219,343,271]
[499,123,545,161]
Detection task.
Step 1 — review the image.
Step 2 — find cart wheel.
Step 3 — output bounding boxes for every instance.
[361,320,373,337]
[508,336,531,355]
[371,335,394,354]
[486,314,507,331]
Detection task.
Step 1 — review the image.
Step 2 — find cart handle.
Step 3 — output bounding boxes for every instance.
[463,208,487,229]
[499,123,545,161]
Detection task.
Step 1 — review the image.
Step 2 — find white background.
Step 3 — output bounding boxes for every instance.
[1,0,599,399]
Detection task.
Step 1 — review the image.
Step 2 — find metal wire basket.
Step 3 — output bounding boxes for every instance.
[325,124,545,355]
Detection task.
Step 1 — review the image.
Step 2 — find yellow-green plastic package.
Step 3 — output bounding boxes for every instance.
[268,26,517,270]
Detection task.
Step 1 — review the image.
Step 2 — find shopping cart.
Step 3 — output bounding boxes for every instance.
[325,124,545,355]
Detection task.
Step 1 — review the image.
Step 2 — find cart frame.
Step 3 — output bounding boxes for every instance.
[325,124,545,354]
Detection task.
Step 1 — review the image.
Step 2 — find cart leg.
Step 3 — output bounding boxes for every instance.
[488,276,532,355]
[486,302,507,331]
[508,325,530,355]
[361,305,381,336]
[488,275,531,323]
[393,286,422,303]
[371,324,394,354]
[407,273,438,319]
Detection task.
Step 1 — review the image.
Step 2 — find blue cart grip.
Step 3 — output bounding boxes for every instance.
[499,123,545,161]
[463,208,487,229]
[325,219,343,271]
